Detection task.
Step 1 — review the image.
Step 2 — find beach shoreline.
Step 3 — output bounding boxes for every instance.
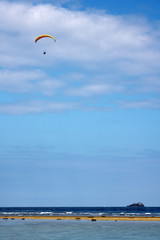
[1,215,160,221]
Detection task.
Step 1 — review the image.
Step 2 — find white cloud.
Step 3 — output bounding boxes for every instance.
[119,99,160,109]
[0,69,63,95]
[0,1,160,70]
[0,1,160,113]
[68,84,123,96]
[0,100,77,114]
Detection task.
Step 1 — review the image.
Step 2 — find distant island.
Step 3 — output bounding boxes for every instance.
[127,202,145,207]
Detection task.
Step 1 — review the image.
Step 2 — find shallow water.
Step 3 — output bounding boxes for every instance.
[0,219,160,240]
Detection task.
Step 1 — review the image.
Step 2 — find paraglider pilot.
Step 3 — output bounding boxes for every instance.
[35,35,56,55]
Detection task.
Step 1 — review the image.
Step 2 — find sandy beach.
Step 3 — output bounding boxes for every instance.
[1,215,160,221]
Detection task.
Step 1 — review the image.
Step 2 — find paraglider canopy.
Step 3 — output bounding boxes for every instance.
[35,34,56,54]
[35,34,56,43]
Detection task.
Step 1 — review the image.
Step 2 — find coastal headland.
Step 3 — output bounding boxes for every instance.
[1,215,160,221]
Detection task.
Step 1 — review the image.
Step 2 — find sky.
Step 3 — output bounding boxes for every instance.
[0,0,160,207]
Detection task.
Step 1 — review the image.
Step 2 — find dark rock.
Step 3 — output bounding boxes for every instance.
[127,202,145,207]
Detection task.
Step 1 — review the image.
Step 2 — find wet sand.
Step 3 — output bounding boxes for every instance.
[1,215,160,221]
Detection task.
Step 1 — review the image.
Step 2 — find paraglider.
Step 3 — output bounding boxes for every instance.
[35,34,56,54]
[35,34,56,43]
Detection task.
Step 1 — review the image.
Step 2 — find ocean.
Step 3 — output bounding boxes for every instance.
[0,207,160,240]
[1,206,160,217]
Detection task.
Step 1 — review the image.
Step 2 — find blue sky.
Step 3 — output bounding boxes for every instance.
[0,0,160,207]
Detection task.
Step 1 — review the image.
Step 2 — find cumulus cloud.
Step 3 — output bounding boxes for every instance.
[0,1,160,69]
[0,1,160,113]
[0,69,63,95]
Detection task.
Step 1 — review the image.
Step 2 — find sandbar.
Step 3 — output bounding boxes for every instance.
[1,215,160,221]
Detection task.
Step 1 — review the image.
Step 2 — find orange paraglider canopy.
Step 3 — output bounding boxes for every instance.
[35,34,56,43]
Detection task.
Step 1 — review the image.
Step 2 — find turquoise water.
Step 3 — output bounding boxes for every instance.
[0,219,160,240]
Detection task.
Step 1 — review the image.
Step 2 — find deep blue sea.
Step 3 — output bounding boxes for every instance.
[0,207,160,240]
[0,206,160,217]
[0,207,160,216]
